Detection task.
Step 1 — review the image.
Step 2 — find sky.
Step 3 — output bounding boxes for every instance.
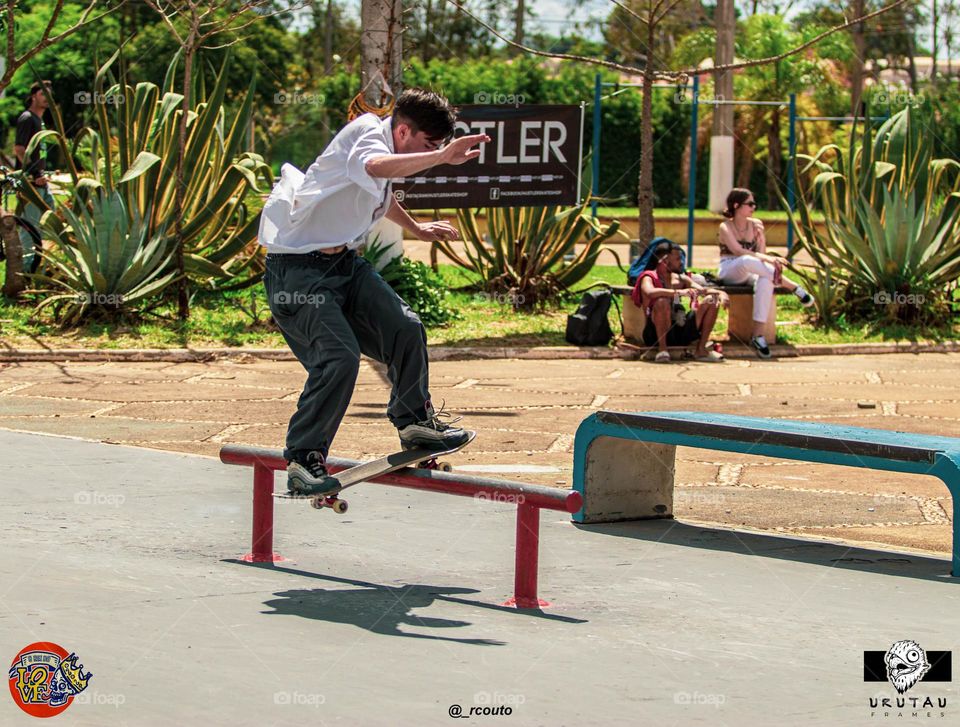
[286,0,614,40]
[524,0,612,39]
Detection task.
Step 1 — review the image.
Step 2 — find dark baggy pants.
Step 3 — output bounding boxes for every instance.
[264,250,431,462]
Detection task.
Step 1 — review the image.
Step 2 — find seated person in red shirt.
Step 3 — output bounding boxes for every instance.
[632,241,727,363]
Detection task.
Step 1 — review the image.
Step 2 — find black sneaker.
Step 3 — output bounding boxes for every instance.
[795,287,815,308]
[398,401,470,450]
[287,451,341,496]
[750,335,772,360]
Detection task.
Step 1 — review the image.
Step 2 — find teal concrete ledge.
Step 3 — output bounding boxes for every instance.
[572,410,960,575]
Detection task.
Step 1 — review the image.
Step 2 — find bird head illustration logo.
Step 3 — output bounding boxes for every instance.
[884,640,931,694]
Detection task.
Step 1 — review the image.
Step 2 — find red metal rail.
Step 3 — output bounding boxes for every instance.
[219,444,582,608]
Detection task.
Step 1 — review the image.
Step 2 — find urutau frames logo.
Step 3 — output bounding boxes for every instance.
[865,640,952,717]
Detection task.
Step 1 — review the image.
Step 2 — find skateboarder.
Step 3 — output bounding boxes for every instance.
[259,89,489,496]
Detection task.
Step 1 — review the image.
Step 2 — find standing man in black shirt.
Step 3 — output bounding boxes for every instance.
[13,80,55,272]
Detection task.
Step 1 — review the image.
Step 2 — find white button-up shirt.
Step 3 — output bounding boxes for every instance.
[258,113,395,253]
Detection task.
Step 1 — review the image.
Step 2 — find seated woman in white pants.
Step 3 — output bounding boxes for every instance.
[717,188,814,359]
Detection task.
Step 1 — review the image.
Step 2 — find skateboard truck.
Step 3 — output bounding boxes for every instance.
[415,456,454,472]
[311,494,348,513]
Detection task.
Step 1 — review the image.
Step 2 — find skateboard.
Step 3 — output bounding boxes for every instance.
[274,431,476,514]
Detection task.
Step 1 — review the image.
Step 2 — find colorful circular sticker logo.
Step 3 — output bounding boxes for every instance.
[8,642,92,717]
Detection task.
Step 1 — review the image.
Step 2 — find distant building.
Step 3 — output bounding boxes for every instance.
[869,56,959,85]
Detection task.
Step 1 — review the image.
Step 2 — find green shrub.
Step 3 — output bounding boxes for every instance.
[361,241,460,327]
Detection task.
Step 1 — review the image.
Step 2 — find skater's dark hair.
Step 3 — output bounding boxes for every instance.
[722,188,754,218]
[392,88,457,142]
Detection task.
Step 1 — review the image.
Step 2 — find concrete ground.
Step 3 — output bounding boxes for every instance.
[1,428,957,726]
[0,353,955,557]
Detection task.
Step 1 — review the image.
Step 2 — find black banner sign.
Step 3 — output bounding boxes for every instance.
[394,104,584,209]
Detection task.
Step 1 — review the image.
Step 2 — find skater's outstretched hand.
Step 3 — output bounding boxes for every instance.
[437,133,490,166]
[416,221,461,242]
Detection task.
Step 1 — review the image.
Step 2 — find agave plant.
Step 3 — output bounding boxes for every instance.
[435,201,623,311]
[24,49,272,293]
[785,105,960,324]
[31,189,177,325]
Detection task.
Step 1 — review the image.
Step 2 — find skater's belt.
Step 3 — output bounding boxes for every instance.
[266,247,351,265]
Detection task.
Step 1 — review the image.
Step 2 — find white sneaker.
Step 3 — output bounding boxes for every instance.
[398,402,469,450]
[287,451,341,496]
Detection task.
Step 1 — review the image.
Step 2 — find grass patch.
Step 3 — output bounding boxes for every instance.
[1,264,955,350]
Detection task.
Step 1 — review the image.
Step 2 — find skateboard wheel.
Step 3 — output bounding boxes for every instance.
[310,497,325,510]
[331,499,348,514]
[439,462,453,472]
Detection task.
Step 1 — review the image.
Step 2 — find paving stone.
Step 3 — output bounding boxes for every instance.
[739,462,950,499]
[137,440,222,458]
[0,395,104,417]
[676,486,925,529]
[0,415,224,442]
[404,388,596,408]
[38,381,296,402]
[85,362,217,380]
[674,460,721,484]
[898,400,960,417]
[752,382,958,402]
[678,366,867,385]
[112,400,296,425]
[789,524,952,555]
[872,415,959,436]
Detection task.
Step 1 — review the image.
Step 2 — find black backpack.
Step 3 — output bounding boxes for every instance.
[565,288,615,346]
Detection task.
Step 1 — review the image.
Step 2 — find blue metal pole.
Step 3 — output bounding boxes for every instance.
[786,92,797,254]
[591,73,602,219]
[686,75,699,266]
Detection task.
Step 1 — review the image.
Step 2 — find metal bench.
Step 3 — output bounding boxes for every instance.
[572,411,960,574]
[220,444,582,607]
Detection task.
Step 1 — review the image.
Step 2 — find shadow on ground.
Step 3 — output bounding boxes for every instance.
[225,560,587,645]
[577,519,958,584]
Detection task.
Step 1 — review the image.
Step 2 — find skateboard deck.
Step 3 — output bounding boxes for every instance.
[274,431,476,513]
